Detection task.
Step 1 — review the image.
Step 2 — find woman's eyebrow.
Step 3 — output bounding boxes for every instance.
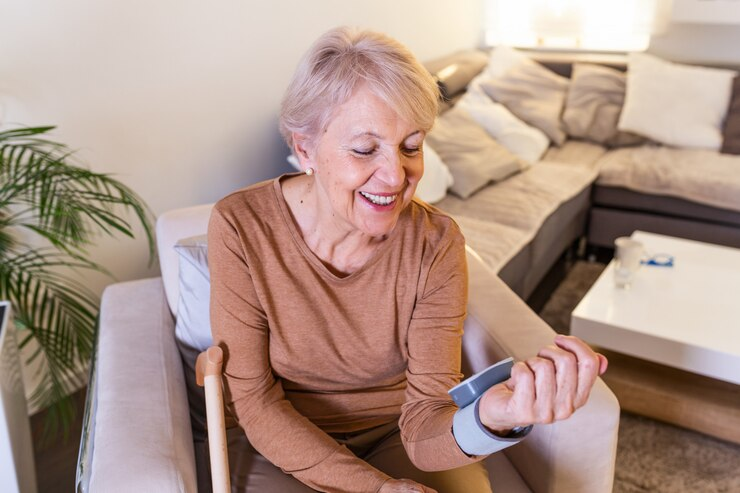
[350,131,382,140]
[350,130,422,140]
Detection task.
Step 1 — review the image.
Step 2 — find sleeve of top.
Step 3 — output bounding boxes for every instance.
[208,207,390,493]
[398,227,527,471]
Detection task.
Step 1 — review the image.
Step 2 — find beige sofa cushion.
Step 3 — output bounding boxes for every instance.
[597,146,740,211]
[480,61,570,145]
[427,106,526,199]
[596,145,740,212]
[562,64,644,147]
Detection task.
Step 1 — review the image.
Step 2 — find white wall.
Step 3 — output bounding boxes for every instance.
[0,0,485,293]
[648,22,740,66]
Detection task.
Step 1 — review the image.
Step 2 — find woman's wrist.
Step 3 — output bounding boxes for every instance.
[477,388,512,434]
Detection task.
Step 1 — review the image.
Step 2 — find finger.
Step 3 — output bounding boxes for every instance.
[503,361,536,425]
[553,335,601,407]
[597,353,609,374]
[526,357,556,423]
[537,345,577,420]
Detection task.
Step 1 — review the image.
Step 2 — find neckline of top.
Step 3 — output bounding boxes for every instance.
[271,173,404,282]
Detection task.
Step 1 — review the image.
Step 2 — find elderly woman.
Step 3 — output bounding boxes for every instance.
[208,27,607,493]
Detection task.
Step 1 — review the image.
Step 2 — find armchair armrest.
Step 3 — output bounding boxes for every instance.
[464,248,620,493]
[85,278,197,492]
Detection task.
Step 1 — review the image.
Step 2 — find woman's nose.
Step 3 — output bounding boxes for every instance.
[377,151,406,188]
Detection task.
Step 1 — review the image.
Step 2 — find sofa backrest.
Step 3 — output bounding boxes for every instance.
[156,203,214,315]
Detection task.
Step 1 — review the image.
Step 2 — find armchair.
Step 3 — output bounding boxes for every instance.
[76,203,620,492]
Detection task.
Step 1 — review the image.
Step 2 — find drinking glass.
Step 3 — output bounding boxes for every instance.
[614,237,645,289]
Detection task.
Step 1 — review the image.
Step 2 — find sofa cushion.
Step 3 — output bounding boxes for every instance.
[562,63,645,147]
[452,215,530,274]
[425,49,489,99]
[480,61,570,145]
[174,235,213,351]
[596,145,740,213]
[437,162,597,232]
[721,75,740,155]
[457,88,550,164]
[542,139,608,170]
[618,52,737,150]
[427,106,527,199]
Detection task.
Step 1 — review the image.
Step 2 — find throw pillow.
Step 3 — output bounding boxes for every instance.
[618,52,737,150]
[415,142,454,204]
[426,105,527,199]
[426,50,489,100]
[562,63,645,147]
[480,61,570,145]
[174,234,212,352]
[457,89,550,164]
[721,75,740,155]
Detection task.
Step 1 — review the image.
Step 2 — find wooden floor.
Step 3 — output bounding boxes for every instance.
[31,388,87,493]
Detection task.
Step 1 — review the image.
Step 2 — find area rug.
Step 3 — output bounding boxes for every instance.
[538,261,740,493]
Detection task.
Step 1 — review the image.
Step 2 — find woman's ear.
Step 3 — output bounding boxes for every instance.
[292,133,314,170]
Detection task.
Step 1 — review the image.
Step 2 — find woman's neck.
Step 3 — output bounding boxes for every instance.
[281,174,386,276]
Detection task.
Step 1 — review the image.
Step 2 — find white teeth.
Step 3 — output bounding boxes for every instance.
[360,191,398,206]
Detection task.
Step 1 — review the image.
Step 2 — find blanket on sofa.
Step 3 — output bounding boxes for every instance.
[596,145,740,213]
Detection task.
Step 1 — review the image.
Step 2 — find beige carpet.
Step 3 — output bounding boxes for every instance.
[539,261,740,493]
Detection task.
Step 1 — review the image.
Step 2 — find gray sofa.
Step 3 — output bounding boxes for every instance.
[589,185,740,249]
[424,50,740,292]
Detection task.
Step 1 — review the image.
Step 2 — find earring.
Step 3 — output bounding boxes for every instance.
[305,167,314,176]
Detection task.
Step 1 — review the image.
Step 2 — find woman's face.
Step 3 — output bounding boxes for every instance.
[297,84,425,238]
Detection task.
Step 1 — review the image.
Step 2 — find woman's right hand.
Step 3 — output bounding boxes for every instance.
[379,479,438,493]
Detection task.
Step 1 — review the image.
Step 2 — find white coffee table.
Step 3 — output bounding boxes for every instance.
[571,232,740,443]
[571,231,740,385]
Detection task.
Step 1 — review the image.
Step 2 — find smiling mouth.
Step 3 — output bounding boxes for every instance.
[359,191,399,206]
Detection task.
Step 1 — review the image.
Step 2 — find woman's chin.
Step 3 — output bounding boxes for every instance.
[357,216,400,238]
[355,201,405,237]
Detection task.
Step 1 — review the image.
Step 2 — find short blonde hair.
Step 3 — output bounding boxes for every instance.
[279,27,440,149]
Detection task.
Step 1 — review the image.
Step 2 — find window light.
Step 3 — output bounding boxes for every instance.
[485,0,665,52]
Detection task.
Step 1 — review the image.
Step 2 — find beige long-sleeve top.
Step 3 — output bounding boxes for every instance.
[208,174,482,492]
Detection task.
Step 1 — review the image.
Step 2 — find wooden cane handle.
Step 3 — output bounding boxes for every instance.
[196,346,223,387]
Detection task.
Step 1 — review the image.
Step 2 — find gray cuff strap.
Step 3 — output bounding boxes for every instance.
[452,396,533,456]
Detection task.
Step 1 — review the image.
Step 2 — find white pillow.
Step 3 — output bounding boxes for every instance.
[174,235,212,352]
[618,52,737,150]
[458,86,550,163]
[416,142,453,204]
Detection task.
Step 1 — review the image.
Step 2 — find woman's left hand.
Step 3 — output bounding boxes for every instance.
[477,335,608,434]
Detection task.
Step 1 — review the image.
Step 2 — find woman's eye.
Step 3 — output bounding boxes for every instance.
[352,148,375,156]
[402,146,421,156]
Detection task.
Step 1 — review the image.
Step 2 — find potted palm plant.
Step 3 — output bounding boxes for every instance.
[0,125,155,440]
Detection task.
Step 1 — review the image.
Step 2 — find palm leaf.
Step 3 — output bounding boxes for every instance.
[0,125,156,441]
